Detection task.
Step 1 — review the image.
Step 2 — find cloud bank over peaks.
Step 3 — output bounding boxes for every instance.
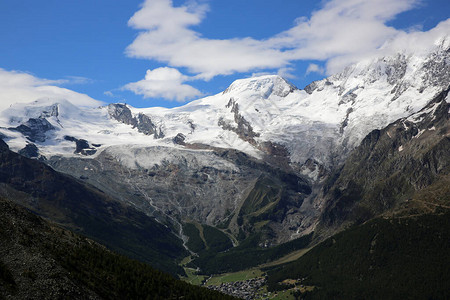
[324,17,450,73]
[126,0,449,81]
[0,68,103,112]
[122,67,203,102]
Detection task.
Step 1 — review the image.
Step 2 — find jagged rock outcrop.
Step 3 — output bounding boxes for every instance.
[107,103,135,125]
[219,98,260,145]
[18,143,42,159]
[9,118,54,142]
[173,133,186,145]
[107,103,164,138]
[64,136,97,156]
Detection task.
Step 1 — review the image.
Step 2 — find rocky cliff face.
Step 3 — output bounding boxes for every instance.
[46,145,312,244]
[108,103,164,138]
[302,39,450,164]
[317,88,450,233]
[8,118,55,143]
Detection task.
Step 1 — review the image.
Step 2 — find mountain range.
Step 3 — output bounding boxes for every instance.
[0,35,449,299]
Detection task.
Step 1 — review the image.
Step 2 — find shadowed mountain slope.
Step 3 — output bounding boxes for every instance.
[0,196,236,300]
[0,139,188,275]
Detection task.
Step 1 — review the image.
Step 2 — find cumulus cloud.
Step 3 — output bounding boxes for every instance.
[124,0,449,80]
[379,18,450,54]
[0,68,103,111]
[122,67,203,102]
[271,0,418,56]
[126,0,288,79]
[271,0,423,73]
[325,18,450,73]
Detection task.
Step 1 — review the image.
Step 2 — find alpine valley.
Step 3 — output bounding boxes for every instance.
[1,36,449,299]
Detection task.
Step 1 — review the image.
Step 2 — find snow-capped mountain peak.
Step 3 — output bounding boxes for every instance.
[222,75,298,98]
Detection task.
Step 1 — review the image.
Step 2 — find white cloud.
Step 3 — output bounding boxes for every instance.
[125,0,288,79]
[325,18,450,73]
[306,64,325,75]
[104,91,114,97]
[62,76,94,85]
[0,68,103,111]
[379,18,450,54]
[271,0,420,71]
[122,67,203,102]
[277,67,298,79]
[126,0,450,79]
[127,0,448,79]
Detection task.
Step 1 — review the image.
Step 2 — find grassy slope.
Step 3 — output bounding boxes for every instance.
[183,221,233,254]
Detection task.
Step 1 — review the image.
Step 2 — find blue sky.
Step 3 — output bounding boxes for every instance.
[0,0,449,109]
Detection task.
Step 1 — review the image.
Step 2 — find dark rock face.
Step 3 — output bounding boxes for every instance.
[219,98,260,145]
[9,118,54,142]
[339,107,354,134]
[18,144,40,159]
[108,104,164,138]
[258,141,291,170]
[63,135,77,142]
[64,136,97,156]
[318,88,450,231]
[298,158,329,182]
[39,103,60,119]
[136,113,164,138]
[107,103,136,126]
[259,141,289,157]
[304,81,319,94]
[75,139,91,154]
[0,139,9,152]
[81,149,97,156]
[304,80,332,94]
[173,133,186,145]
